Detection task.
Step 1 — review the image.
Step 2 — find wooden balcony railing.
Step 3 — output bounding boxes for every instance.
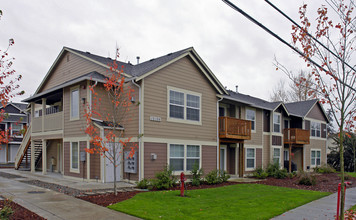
[284,128,310,145]
[219,117,251,140]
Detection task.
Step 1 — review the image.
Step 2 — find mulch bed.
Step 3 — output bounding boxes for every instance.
[0,199,45,220]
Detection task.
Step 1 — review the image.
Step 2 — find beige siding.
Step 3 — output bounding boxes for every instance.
[45,140,61,172]
[241,107,263,146]
[256,148,262,168]
[63,82,87,138]
[292,148,303,170]
[144,142,167,179]
[306,104,327,121]
[304,139,327,169]
[143,57,217,142]
[39,52,108,93]
[202,145,217,174]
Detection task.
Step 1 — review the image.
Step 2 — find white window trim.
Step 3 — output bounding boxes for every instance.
[167,86,202,126]
[273,112,281,133]
[70,86,80,121]
[10,123,23,138]
[245,147,256,171]
[167,143,202,175]
[70,141,80,173]
[272,147,282,165]
[310,149,321,168]
[246,107,256,133]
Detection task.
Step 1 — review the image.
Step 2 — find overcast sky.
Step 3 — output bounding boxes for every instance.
[1,0,321,103]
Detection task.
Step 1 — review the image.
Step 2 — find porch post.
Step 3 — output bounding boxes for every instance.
[239,143,244,177]
[218,140,221,170]
[31,140,35,173]
[289,144,292,173]
[42,139,47,175]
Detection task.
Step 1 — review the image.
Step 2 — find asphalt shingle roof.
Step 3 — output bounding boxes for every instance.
[284,99,318,117]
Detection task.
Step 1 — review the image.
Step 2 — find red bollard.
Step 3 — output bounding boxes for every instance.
[336,182,351,220]
[180,172,186,197]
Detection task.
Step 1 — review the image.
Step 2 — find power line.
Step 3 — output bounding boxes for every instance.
[221,0,356,93]
[265,0,356,74]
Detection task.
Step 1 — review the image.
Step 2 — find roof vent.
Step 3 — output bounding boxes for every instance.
[85,52,91,54]
[136,56,140,64]
[149,58,155,62]
[167,53,172,56]
[235,85,239,93]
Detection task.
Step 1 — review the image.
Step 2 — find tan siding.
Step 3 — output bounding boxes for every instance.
[89,143,101,180]
[304,139,327,169]
[63,82,87,138]
[256,148,262,168]
[144,142,167,179]
[143,57,217,142]
[202,145,217,174]
[292,148,303,171]
[242,107,263,146]
[263,135,270,168]
[46,140,60,172]
[40,52,108,93]
[306,104,327,121]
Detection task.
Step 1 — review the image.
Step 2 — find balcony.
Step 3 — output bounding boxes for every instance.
[284,128,310,145]
[32,109,63,133]
[219,117,251,140]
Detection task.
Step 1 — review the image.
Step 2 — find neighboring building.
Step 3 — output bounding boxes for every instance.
[0,102,28,165]
[15,47,329,182]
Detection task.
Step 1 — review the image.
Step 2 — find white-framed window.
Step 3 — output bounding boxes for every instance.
[311,121,321,137]
[284,149,289,161]
[311,149,321,167]
[168,86,201,125]
[0,123,7,132]
[273,113,281,133]
[273,148,281,165]
[246,148,255,170]
[70,87,80,120]
[11,123,23,137]
[70,142,79,172]
[246,108,256,131]
[169,144,201,172]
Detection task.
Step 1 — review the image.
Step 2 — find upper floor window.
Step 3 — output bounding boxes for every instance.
[246,109,256,131]
[11,123,23,137]
[273,113,281,133]
[168,87,201,124]
[70,87,79,120]
[311,121,321,137]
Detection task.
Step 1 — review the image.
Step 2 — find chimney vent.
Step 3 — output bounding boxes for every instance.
[136,56,140,64]
[235,85,238,93]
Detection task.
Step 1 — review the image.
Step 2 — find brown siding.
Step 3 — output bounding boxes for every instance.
[272,136,282,146]
[123,142,139,181]
[202,145,217,174]
[63,141,87,178]
[227,146,235,175]
[89,143,100,180]
[39,52,108,93]
[263,110,270,132]
[256,148,262,168]
[305,120,310,130]
[144,142,167,179]
[263,135,270,168]
[143,57,217,142]
[306,103,327,121]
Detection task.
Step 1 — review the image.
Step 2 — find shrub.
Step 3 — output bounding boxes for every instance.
[314,164,336,174]
[288,171,297,179]
[219,170,230,182]
[266,163,280,177]
[152,166,177,190]
[205,170,220,185]
[298,171,316,186]
[0,199,14,220]
[253,167,268,179]
[190,163,203,186]
[274,169,288,179]
[136,178,151,189]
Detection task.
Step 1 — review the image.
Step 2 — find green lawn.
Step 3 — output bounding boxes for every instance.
[109,184,330,220]
[346,172,356,178]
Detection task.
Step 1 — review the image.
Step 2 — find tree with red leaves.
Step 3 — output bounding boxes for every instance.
[84,48,138,195]
[0,10,23,146]
[276,1,355,218]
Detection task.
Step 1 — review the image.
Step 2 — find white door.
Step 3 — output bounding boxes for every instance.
[0,146,6,163]
[9,145,19,162]
[105,142,121,182]
[220,145,227,171]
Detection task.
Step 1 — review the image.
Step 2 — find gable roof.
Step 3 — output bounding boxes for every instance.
[285,99,330,123]
[33,47,228,97]
[0,102,27,112]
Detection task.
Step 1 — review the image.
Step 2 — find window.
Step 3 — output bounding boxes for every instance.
[273,148,281,165]
[311,121,321,137]
[70,142,79,171]
[0,123,6,132]
[246,109,256,131]
[246,148,255,169]
[273,113,281,133]
[311,149,321,167]
[284,150,289,161]
[11,123,23,137]
[169,144,200,172]
[70,87,79,120]
[168,87,201,124]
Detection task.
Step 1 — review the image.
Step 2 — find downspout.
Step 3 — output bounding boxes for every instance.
[131,78,142,181]
[217,96,223,170]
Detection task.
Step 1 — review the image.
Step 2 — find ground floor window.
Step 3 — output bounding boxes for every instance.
[169,144,200,172]
[284,149,289,161]
[70,142,79,171]
[273,148,281,165]
[246,148,255,170]
[311,149,321,167]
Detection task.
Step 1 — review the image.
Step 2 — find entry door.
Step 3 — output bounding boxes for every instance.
[105,143,121,182]
[220,145,227,171]
[0,147,6,163]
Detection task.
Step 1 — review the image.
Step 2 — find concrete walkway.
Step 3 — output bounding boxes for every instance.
[0,169,141,220]
[272,187,356,220]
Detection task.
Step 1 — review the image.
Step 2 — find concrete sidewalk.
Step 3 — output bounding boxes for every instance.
[0,169,141,220]
[272,187,356,220]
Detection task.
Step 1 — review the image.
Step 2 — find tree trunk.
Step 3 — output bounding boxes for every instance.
[113,142,117,196]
